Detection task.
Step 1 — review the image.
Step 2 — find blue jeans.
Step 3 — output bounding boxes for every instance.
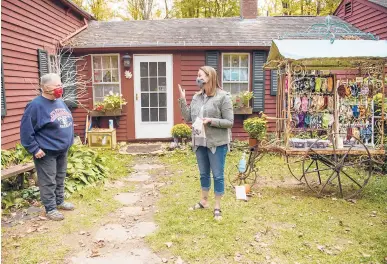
[195,145,228,196]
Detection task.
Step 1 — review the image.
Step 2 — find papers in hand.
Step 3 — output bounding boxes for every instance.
[235,186,247,200]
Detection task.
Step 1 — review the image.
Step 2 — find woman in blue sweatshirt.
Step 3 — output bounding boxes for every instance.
[20,73,74,221]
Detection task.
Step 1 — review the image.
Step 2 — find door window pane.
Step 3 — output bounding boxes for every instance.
[149,62,157,77]
[150,108,158,121]
[150,78,157,91]
[158,62,166,76]
[141,93,149,107]
[141,78,149,91]
[140,62,148,77]
[142,108,149,122]
[159,108,167,121]
[159,93,166,107]
[158,77,166,92]
[150,93,158,107]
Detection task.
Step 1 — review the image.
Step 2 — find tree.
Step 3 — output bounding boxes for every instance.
[172,0,239,18]
[263,0,340,16]
[118,0,155,20]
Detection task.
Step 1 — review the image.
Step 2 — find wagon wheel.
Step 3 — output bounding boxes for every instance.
[302,135,373,199]
[228,149,262,190]
[286,155,305,182]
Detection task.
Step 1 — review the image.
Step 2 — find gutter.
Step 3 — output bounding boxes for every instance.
[60,18,89,46]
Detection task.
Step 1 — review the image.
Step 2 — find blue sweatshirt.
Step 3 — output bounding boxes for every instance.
[20,96,74,155]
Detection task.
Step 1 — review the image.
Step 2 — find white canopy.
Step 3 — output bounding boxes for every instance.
[266,39,387,68]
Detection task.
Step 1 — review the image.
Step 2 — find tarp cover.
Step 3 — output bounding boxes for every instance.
[266,39,387,68]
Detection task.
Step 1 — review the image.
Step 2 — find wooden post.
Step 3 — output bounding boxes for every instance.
[334,78,340,148]
[381,65,385,146]
[286,62,292,148]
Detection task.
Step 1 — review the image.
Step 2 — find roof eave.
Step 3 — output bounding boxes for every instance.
[59,0,96,20]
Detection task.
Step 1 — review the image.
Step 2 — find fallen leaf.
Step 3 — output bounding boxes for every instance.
[347,199,357,204]
[79,241,86,247]
[90,248,100,258]
[361,253,371,258]
[165,242,173,248]
[96,199,102,202]
[79,231,86,235]
[13,243,21,248]
[162,258,168,263]
[332,198,338,201]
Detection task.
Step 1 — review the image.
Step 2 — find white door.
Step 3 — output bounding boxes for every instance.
[134,55,173,139]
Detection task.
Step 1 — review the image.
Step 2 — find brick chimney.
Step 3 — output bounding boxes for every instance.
[240,0,258,19]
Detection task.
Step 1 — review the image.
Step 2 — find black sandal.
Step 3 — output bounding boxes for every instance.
[190,202,207,210]
[214,208,222,220]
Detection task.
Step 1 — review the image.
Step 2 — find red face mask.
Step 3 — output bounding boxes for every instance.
[52,87,63,98]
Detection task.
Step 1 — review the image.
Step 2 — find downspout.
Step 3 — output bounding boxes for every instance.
[60,18,89,46]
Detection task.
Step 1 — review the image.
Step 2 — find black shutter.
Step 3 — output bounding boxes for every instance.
[38,49,49,80]
[60,55,78,108]
[205,51,219,71]
[1,54,6,117]
[252,51,266,112]
[270,70,278,96]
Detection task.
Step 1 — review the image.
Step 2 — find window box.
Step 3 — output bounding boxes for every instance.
[90,109,122,117]
[234,107,253,115]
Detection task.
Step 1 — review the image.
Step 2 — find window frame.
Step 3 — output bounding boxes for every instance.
[221,53,250,95]
[91,53,121,105]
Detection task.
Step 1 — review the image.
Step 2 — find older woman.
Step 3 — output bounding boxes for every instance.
[20,73,74,221]
[178,66,234,220]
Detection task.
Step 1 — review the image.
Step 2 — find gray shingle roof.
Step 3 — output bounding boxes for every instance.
[369,0,387,8]
[69,16,358,48]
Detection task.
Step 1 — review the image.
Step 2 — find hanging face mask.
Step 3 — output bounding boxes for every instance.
[45,87,63,99]
[196,78,206,89]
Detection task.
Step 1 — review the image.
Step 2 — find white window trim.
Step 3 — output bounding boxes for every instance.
[91,53,121,105]
[221,53,250,92]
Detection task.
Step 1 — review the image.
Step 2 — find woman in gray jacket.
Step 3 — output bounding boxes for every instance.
[178,66,234,220]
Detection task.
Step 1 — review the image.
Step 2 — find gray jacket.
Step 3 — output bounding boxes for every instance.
[178,88,234,148]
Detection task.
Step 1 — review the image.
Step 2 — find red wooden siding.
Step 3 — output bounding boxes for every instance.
[1,0,87,149]
[335,0,387,39]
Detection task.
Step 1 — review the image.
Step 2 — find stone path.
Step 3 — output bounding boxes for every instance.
[69,158,180,264]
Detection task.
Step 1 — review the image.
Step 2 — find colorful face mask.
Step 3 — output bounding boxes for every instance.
[315,78,322,93]
[359,105,366,118]
[321,78,328,93]
[294,97,302,111]
[352,105,360,118]
[351,84,359,97]
[338,84,346,98]
[345,85,352,97]
[327,77,333,93]
[328,96,334,112]
[310,77,316,92]
[301,96,309,112]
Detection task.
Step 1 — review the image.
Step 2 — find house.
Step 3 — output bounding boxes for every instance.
[67,1,362,143]
[1,0,365,148]
[1,0,94,149]
[334,0,387,40]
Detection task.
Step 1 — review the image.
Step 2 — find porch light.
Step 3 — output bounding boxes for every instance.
[122,53,131,68]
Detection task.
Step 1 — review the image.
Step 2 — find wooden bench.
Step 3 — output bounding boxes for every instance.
[1,162,36,188]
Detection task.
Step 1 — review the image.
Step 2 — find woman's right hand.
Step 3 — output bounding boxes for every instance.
[178,84,185,99]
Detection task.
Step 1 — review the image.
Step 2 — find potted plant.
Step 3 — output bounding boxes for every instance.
[233,91,253,114]
[171,124,191,144]
[243,114,267,147]
[92,92,127,116]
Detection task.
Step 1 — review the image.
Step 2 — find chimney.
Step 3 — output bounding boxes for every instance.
[240,0,258,19]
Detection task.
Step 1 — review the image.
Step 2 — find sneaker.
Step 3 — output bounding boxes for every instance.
[46,209,65,221]
[57,201,75,211]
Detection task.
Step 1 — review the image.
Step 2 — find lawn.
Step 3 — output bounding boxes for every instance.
[1,150,134,264]
[147,148,387,263]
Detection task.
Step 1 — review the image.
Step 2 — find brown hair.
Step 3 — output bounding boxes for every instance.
[199,66,221,97]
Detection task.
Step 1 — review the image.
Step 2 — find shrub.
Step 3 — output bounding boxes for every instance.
[243,115,267,140]
[171,124,191,139]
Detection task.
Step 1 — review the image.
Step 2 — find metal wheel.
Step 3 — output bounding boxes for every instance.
[286,155,305,182]
[228,149,262,189]
[302,135,373,199]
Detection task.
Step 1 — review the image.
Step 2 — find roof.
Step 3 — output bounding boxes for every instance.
[265,39,387,68]
[368,0,387,8]
[59,0,95,20]
[68,16,358,49]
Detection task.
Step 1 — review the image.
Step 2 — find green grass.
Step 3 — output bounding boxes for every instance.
[147,149,387,263]
[1,150,134,264]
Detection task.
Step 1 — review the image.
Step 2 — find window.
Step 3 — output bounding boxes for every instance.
[49,55,59,73]
[344,0,352,15]
[222,53,249,95]
[92,54,120,103]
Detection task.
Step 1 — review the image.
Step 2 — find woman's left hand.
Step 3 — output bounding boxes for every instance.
[202,118,212,124]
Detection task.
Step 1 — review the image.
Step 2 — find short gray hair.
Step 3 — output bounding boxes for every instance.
[40,73,61,86]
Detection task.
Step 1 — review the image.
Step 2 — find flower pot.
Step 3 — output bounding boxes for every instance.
[249,138,257,147]
[91,109,122,117]
[234,107,253,115]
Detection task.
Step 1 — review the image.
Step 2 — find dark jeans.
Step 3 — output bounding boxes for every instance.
[195,145,228,196]
[34,150,68,212]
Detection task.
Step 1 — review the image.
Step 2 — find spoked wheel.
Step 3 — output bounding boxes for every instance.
[286,155,305,182]
[228,149,262,189]
[302,135,373,199]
